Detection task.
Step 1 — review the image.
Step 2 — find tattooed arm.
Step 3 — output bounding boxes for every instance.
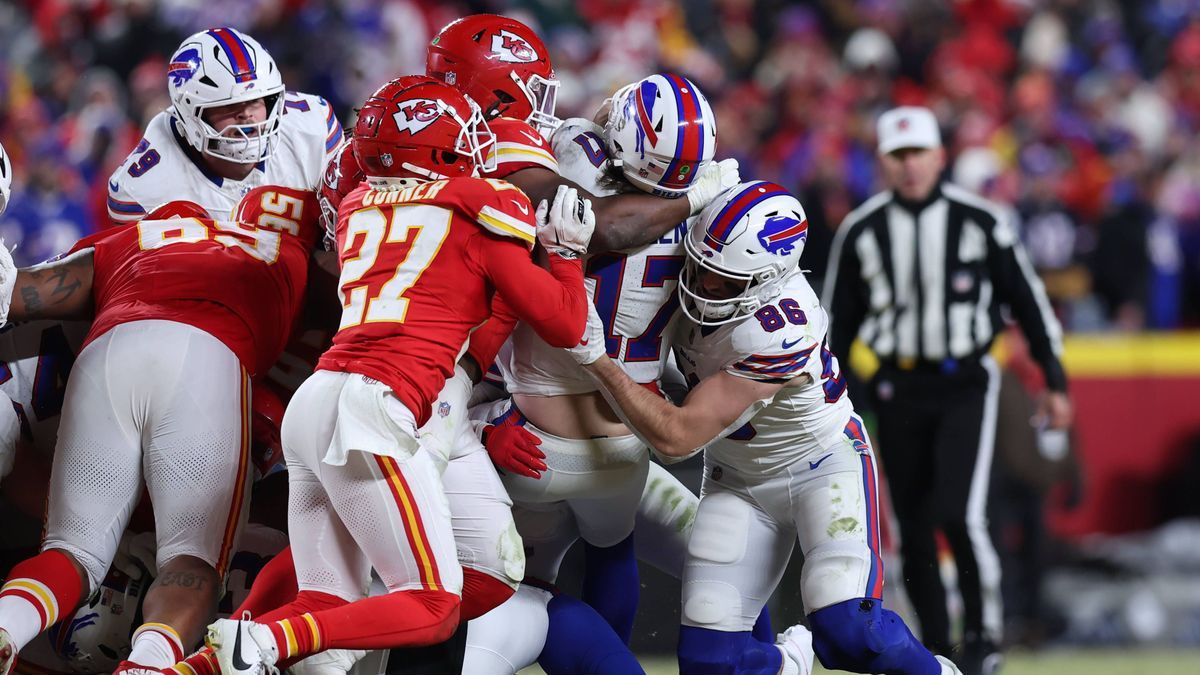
[6,249,96,322]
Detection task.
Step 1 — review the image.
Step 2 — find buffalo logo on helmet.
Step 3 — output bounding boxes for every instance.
[490,30,536,63]
[393,99,443,135]
[757,214,808,256]
[168,47,201,87]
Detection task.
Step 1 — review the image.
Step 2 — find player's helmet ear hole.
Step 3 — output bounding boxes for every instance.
[495,90,516,103]
[441,151,459,164]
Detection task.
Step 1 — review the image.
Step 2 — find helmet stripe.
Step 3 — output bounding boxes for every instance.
[659,74,705,191]
[634,82,659,147]
[703,182,790,251]
[207,28,257,83]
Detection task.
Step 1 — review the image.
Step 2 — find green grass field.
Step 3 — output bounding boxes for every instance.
[519,649,1200,674]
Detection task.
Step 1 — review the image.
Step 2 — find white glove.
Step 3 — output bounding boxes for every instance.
[686,158,741,215]
[566,300,606,366]
[536,185,595,259]
[0,241,15,328]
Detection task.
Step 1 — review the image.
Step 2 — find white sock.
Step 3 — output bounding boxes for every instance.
[127,624,184,668]
[0,593,49,650]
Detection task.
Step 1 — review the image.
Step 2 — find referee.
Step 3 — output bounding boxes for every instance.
[822,106,1072,675]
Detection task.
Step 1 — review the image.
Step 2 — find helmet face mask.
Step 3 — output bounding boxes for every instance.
[168,28,286,164]
[0,141,11,216]
[604,74,716,198]
[678,181,810,326]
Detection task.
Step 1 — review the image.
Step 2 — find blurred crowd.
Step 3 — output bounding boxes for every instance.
[3,0,1200,330]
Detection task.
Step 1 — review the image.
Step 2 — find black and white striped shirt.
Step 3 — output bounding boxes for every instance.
[822,182,1067,391]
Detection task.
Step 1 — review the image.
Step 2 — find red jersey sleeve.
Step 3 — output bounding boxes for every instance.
[421,178,538,249]
[472,237,586,349]
[466,294,518,372]
[483,117,558,179]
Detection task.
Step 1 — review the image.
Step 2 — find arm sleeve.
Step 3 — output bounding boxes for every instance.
[476,238,587,348]
[986,216,1068,391]
[466,293,518,372]
[822,220,867,362]
[105,172,148,226]
[318,97,345,167]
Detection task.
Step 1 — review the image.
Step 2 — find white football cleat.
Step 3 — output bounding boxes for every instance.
[775,624,815,675]
[206,616,280,675]
[0,628,17,675]
[937,655,965,674]
[288,648,366,675]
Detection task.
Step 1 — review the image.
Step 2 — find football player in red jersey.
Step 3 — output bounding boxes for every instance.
[425,14,739,252]
[198,76,593,675]
[0,185,322,675]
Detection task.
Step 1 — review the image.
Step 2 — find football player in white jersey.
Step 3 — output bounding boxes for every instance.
[106,27,341,224]
[572,182,963,675]
[459,74,726,674]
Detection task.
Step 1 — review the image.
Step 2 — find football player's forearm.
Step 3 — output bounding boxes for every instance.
[589,193,689,253]
[10,251,95,321]
[586,356,701,457]
[503,256,587,348]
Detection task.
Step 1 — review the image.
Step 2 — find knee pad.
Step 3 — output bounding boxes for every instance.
[677,626,780,675]
[808,598,939,675]
[800,539,874,611]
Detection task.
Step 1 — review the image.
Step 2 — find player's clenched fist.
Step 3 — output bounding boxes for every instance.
[536,185,595,259]
[482,418,548,479]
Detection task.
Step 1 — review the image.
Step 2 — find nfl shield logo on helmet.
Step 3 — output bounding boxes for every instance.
[168,47,201,87]
[380,153,394,167]
[491,30,537,63]
[393,99,443,135]
[757,214,808,256]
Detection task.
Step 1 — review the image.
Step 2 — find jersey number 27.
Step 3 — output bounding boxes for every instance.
[337,205,450,330]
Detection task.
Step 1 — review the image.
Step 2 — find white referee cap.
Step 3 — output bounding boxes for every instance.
[877,106,942,155]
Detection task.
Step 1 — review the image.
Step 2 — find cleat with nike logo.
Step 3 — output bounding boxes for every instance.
[808,453,833,470]
[206,616,279,675]
[0,628,17,675]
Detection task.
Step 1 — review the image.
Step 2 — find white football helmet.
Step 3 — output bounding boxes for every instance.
[49,551,152,673]
[604,73,716,198]
[679,181,809,325]
[0,141,11,215]
[168,27,286,164]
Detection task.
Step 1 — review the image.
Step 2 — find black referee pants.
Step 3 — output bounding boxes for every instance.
[873,357,1003,653]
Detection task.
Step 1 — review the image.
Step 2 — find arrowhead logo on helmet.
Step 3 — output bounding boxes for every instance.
[491,30,537,63]
[168,47,201,87]
[757,215,809,256]
[393,99,444,135]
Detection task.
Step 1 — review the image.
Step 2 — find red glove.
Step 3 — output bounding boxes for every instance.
[482,421,547,479]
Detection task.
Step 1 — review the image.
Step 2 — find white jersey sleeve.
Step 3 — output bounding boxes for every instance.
[674,274,855,475]
[501,118,689,396]
[107,91,341,224]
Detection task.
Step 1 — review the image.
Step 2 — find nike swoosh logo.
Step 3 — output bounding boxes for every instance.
[809,453,833,471]
[512,200,529,215]
[579,337,589,346]
[231,620,253,671]
[518,130,544,146]
[782,337,803,349]
[108,180,120,192]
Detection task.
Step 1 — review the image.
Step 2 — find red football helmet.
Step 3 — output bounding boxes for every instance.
[234,185,320,235]
[426,14,559,134]
[352,75,494,183]
[318,142,366,240]
[145,200,209,220]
